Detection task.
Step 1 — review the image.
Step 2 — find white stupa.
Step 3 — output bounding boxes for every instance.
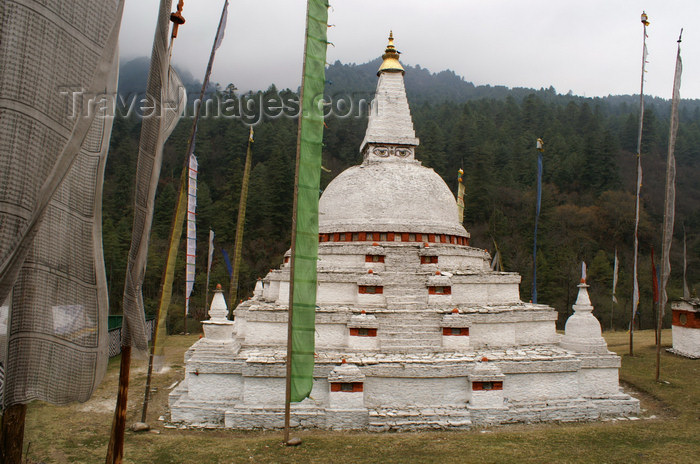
[169,34,638,430]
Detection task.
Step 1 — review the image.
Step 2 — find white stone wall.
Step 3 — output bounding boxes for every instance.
[363,377,469,407]
[428,293,452,306]
[577,368,620,397]
[514,321,558,345]
[187,373,243,401]
[364,261,386,272]
[504,372,579,401]
[357,292,386,306]
[470,323,516,348]
[242,377,286,406]
[452,283,487,303]
[442,334,471,350]
[329,391,365,409]
[487,283,522,304]
[439,255,488,270]
[316,282,357,305]
[470,390,505,409]
[275,281,290,304]
[348,334,379,350]
[263,279,280,301]
[672,325,700,357]
[316,323,347,349]
[318,254,364,269]
[243,321,287,346]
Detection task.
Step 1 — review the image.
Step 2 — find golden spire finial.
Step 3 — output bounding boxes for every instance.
[378,31,404,76]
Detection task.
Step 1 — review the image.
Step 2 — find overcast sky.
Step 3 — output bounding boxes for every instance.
[119,0,699,99]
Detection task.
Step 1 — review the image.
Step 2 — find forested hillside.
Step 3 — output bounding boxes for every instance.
[103,58,700,333]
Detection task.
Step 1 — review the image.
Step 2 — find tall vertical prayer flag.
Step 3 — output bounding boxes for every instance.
[532,139,544,304]
[230,127,255,308]
[651,246,659,304]
[222,249,233,279]
[205,229,215,307]
[185,154,198,315]
[656,31,682,381]
[631,156,642,320]
[148,0,224,373]
[611,248,619,330]
[122,0,187,351]
[208,230,215,277]
[683,226,689,299]
[0,0,125,408]
[457,169,465,223]
[287,0,330,404]
[612,248,619,304]
[631,12,649,338]
[660,31,682,318]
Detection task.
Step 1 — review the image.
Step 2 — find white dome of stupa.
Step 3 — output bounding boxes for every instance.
[319,160,467,236]
[318,31,467,239]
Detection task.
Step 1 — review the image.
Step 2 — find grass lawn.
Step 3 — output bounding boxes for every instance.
[16,329,700,463]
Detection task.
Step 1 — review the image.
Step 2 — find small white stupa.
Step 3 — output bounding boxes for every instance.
[561,263,609,354]
[169,34,638,430]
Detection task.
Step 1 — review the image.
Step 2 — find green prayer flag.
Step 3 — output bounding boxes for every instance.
[289,0,329,402]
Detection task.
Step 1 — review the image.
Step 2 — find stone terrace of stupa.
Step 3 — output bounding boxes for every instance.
[169,34,639,431]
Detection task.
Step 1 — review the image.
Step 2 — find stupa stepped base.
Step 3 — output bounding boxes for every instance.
[169,396,639,430]
[168,344,639,430]
[170,397,233,427]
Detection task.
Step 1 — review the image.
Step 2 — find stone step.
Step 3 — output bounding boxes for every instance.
[380,339,441,348]
[367,407,472,431]
[379,325,438,332]
[379,324,438,331]
[377,314,440,321]
[379,332,437,340]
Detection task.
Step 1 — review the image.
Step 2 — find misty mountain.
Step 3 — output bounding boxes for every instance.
[118,56,203,96]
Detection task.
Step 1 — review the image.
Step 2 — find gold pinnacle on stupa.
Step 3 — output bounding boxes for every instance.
[377,31,404,75]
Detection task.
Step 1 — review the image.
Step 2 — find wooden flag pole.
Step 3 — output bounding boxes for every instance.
[107,0,183,459]
[630,11,649,357]
[0,403,28,463]
[105,345,131,464]
[180,0,228,337]
[532,139,544,304]
[284,0,312,446]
